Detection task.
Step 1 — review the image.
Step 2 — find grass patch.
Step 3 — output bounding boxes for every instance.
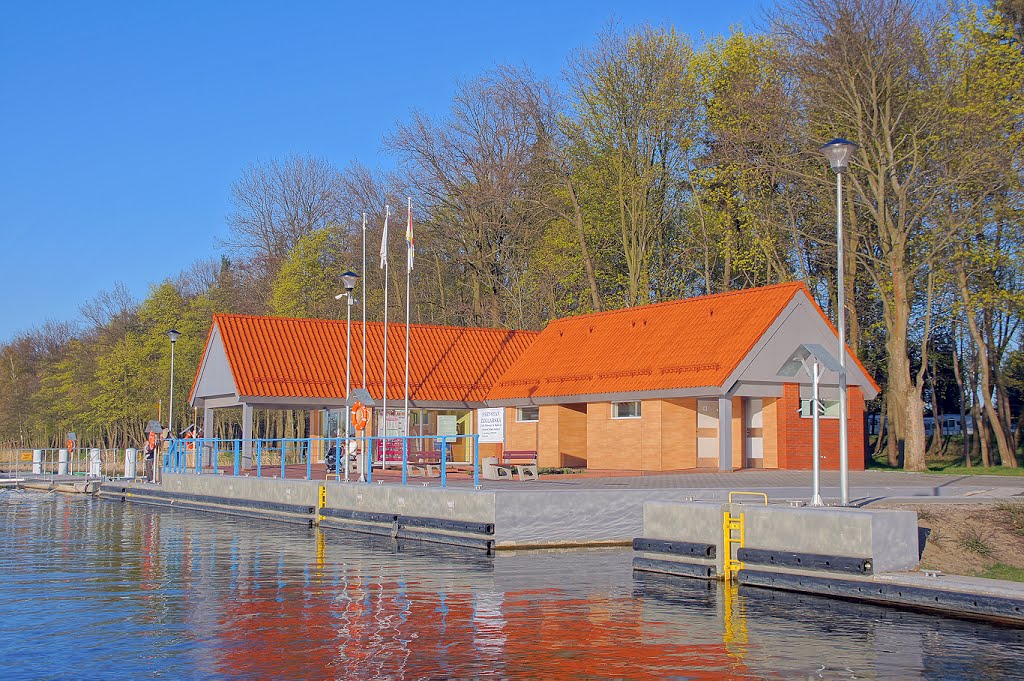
[537,467,584,475]
[917,508,936,523]
[957,528,995,557]
[927,527,946,547]
[927,464,1024,477]
[994,500,1024,534]
[978,563,1024,583]
[868,448,1024,475]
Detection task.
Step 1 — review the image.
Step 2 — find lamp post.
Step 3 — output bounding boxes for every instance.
[819,137,858,506]
[336,271,359,481]
[164,328,181,483]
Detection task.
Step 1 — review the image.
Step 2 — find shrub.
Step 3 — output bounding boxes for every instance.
[994,500,1024,534]
[957,528,994,558]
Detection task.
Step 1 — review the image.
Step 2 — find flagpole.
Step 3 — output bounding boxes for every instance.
[361,212,367,392]
[380,205,391,469]
[404,197,413,441]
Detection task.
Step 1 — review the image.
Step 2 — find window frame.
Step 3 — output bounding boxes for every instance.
[611,401,642,419]
[516,406,540,423]
[799,398,840,419]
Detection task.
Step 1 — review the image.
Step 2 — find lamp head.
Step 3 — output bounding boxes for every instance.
[341,270,359,293]
[819,138,858,173]
[167,329,181,344]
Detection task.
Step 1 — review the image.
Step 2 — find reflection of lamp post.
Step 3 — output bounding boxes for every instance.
[819,137,858,506]
[164,328,181,482]
[336,271,359,481]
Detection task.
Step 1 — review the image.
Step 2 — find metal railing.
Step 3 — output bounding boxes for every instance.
[0,447,143,479]
[161,434,481,488]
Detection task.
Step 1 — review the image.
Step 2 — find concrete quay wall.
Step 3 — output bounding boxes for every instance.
[642,501,919,574]
[160,473,321,506]
[103,475,695,550]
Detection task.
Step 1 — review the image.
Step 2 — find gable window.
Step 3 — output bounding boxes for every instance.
[799,399,840,419]
[612,401,642,419]
[516,406,539,422]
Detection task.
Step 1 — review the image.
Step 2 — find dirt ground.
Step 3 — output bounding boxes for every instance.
[874,501,1024,578]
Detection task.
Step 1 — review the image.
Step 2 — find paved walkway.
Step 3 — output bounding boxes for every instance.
[462,469,1024,505]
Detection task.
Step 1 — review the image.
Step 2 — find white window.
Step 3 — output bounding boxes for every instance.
[799,399,840,419]
[612,401,642,419]
[516,406,539,422]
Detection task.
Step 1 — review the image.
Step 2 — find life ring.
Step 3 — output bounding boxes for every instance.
[350,401,370,432]
[65,439,75,452]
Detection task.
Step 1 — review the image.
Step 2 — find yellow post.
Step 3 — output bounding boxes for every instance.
[317,484,327,525]
[722,510,745,582]
[722,491,765,582]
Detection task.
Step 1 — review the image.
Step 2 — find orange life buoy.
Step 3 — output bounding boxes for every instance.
[350,401,369,432]
[66,439,75,452]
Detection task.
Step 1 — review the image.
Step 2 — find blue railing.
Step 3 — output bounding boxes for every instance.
[162,434,480,488]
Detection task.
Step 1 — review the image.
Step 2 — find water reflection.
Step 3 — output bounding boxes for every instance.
[1,490,1022,680]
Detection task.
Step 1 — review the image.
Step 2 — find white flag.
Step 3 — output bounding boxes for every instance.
[406,198,415,272]
[379,205,390,269]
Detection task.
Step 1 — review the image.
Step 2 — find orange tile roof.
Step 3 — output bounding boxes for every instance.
[210,315,538,404]
[488,282,859,400]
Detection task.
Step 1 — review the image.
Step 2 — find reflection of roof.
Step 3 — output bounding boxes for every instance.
[490,282,812,399]
[214,315,538,403]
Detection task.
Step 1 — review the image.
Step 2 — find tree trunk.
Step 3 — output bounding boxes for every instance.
[871,397,888,464]
[977,408,992,467]
[950,323,970,466]
[843,189,861,356]
[567,181,603,312]
[958,267,1016,467]
[927,361,944,458]
[886,389,901,467]
[885,266,927,471]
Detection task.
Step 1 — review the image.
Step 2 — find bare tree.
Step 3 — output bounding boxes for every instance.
[80,282,137,333]
[224,154,346,282]
[388,70,546,327]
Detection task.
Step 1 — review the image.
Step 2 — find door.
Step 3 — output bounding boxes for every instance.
[745,398,764,468]
[696,399,719,467]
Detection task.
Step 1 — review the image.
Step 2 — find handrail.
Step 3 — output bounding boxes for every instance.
[728,491,768,506]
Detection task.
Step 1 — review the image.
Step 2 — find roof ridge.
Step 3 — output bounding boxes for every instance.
[545,281,806,326]
[214,313,538,335]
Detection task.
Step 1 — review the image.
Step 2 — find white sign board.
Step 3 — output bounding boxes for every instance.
[437,415,458,436]
[477,408,504,443]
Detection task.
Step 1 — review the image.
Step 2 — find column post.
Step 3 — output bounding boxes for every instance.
[241,403,254,469]
[203,405,215,469]
[718,396,733,472]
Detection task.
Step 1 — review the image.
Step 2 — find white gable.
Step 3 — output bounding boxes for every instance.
[189,323,239,406]
[726,291,878,400]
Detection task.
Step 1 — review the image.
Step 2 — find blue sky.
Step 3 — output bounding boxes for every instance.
[0,0,760,342]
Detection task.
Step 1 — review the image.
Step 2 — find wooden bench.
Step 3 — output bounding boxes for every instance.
[408,451,449,477]
[501,450,538,481]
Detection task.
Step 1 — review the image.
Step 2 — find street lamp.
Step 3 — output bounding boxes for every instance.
[335,270,359,481]
[164,328,181,483]
[819,137,858,506]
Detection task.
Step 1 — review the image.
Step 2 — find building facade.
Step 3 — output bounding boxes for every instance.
[190,282,877,472]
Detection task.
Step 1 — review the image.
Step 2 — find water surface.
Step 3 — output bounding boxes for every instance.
[1,491,1022,679]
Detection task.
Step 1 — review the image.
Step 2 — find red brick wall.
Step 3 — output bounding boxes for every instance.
[776,383,865,471]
